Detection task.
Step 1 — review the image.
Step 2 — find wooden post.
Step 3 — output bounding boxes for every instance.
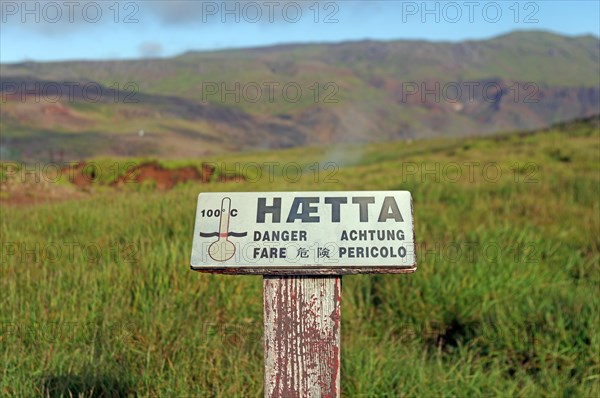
[263,276,341,398]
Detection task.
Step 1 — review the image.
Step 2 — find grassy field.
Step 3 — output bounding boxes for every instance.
[1,118,599,397]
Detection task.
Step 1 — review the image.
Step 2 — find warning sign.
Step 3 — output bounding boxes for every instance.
[190,191,416,272]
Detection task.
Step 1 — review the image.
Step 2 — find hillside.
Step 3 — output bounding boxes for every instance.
[1,31,599,161]
[1,117,598,396]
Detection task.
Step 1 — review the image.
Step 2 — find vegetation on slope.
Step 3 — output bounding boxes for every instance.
[1,117,598,396]
[2,31,598,160]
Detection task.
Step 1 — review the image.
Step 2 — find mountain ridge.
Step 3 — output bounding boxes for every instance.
[1,31,599,161]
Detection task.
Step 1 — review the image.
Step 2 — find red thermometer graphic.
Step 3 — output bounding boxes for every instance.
[208,197,236,261]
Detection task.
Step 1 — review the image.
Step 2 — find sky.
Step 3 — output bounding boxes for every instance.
[1,0,599,63]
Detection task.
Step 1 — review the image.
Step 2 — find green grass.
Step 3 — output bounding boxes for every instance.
[1,119,599,397]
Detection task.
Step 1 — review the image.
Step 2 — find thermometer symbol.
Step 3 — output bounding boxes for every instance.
[208,197,236,261]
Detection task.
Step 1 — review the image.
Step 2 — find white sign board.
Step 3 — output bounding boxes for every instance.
[190,191,416,273]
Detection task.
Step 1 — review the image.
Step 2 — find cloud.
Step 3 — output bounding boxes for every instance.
[138,41,163,57]
[145,1,205,24]
[0,0,361,33]
[145,0,330,25]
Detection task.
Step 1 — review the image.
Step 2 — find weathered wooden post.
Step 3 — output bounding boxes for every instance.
[191,191,416,397]
[263,275,341,397]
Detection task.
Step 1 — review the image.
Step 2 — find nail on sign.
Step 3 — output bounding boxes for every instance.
[190,191,416,274]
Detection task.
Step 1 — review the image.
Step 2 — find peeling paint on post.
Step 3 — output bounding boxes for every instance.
[263,276,341,398]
